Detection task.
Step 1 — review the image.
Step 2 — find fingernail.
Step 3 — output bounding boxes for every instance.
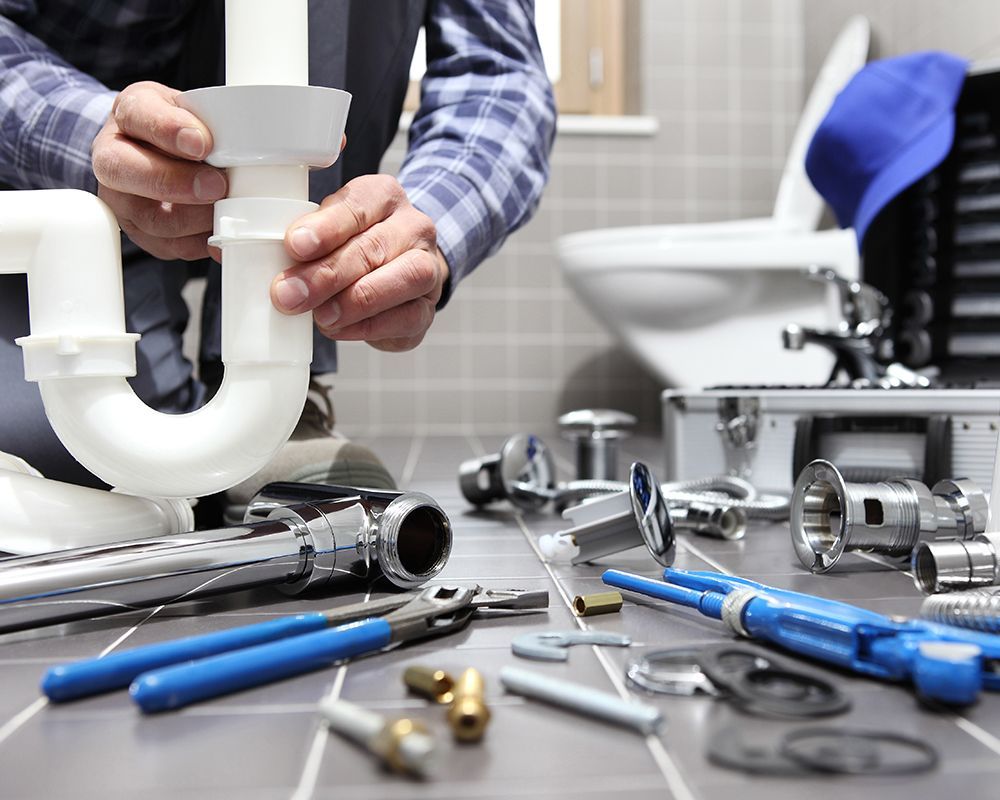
[193,169,227,202]
[314,300,341,328]
[290,226,321,259]
[176,127,207,159]
[274,276,310,311]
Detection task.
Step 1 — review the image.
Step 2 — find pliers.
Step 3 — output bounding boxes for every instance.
[42,585,548,712]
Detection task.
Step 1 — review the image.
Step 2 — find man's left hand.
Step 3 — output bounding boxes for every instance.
[270,174,448,352]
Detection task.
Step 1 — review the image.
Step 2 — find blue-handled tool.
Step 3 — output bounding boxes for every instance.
[127,585,546,712]
[602,567,1000,706]
[42,587,546,705]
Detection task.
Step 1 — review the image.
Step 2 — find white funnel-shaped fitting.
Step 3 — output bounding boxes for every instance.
[0,453,193,553]
[4,0,350,499]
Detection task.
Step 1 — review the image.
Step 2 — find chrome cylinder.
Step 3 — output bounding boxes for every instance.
[0,491,452,634]
[457,433,556,511]
[670,501,747,541]
[911,531,1000,594]
[920,587,1000,633]
[558,409,636,481]
[790,459,987,573]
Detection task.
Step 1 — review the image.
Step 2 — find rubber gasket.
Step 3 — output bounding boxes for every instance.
[706,726,812,776]
[728,667,851,719]
[625,647,717,696]
[780,727,939,775]
[696,643,776,694]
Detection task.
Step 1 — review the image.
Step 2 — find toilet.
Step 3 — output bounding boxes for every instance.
[557,16,870,389]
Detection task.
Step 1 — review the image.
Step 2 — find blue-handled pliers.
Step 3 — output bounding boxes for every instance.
[42,585,547,712]
[603,567,1000,706]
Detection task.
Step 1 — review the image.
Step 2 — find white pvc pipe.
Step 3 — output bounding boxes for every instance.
[0,462,193,553]
[2,0,318,499]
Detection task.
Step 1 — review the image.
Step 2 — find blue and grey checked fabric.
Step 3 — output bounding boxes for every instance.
[0,0,555,286]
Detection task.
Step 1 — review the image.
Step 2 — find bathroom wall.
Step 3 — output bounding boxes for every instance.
[326,0,808,437]
[804,0,1000,81]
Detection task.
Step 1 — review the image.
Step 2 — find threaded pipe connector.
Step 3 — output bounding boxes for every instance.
[912,531,1000,594]
[790,459,987,574]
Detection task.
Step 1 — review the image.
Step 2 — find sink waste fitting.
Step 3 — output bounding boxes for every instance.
[790,459,987,573]
[0,484,452,634]
[458,433,557,512]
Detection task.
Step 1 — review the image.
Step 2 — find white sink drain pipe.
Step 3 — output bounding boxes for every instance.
[1,0,350,501]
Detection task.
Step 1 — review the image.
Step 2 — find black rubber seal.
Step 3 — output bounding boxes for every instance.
[706,727,812,777]
[780,727,939,775]
[696,643,775,694]
[728,667,852,718]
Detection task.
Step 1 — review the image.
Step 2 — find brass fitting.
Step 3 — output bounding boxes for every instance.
[403,665,455,704]
[572,591,624,617]
[370,717,436,776]
[447,667,491,742]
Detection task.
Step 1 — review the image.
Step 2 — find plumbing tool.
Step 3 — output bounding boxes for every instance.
[790,458,987,573]
[319,696,438,777]
[447,668,491,742]
[499,666,664,735]
[557,408,636,480]
[912,531,1000,593]
[128,585,547,712]
[602,567,1000,705]
[511,630,631,662]
[44,587,545,702]
[0,486,453,636]
[919,587,1000,633]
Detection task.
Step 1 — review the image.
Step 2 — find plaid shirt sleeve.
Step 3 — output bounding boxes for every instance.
[0,9,115,191]
[398,0,556,303]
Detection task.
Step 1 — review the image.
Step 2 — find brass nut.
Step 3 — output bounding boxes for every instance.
[403,665,455,704]
[573,591,623,617]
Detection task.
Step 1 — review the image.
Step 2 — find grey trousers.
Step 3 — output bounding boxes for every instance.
[0,238,337,488]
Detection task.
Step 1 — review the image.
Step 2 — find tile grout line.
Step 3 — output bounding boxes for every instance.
[512,512,697,800]
[288,590,368,800]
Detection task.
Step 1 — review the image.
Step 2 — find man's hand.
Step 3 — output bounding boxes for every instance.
[271,174,449,352]
[91,81,227,261]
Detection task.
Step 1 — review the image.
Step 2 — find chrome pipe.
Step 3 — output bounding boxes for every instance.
[790,459,988,573]
[0,492,452,634]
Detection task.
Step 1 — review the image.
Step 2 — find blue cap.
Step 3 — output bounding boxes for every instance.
[806,51,968,247]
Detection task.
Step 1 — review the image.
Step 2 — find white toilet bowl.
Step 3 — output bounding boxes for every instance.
[557,16,869,389]
[558,222,859,387]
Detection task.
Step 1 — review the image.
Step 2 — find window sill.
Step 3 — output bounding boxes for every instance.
[397,111,659,138]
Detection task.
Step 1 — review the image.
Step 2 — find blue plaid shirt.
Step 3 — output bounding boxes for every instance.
[0,0,555,291]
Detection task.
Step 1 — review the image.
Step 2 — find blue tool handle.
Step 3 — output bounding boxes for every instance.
[602,569,725,619]
[41,613,330,702]
[130,618,392,713]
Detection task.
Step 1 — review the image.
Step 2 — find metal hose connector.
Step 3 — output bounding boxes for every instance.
[911,531,1000,594]
[919,587,1000,633]
[790,459,988,574]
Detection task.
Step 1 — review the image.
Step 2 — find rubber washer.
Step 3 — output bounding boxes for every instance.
[728,667,851,718]
[780,727,939,775]
[696,643,775,694]
[706,726,812,776]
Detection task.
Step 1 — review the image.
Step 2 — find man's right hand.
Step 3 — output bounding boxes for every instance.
[91,81,227,261]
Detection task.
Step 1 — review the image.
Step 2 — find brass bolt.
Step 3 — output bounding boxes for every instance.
[573,591,623,617]
[403,665,455,704]
[447,667,491,742]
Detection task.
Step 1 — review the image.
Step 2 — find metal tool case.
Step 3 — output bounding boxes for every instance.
[662,387,1000,495]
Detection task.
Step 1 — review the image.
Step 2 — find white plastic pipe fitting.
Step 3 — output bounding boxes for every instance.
[2,0,350,500]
